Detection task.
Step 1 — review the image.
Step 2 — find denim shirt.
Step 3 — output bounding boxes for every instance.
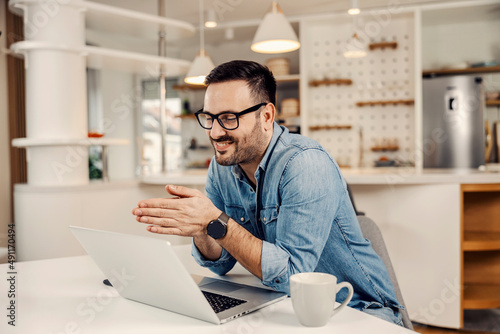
[192,122,402,312]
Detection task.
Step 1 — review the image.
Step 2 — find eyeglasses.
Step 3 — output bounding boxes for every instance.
[194,102,267,130]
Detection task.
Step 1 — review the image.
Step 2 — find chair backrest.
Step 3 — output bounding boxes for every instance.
[357,216,414,330]
[346,183,364,216]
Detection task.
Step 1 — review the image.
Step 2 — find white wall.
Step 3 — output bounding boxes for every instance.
[0,2,12,247]
[14,181,203,261]
[189,39,301,75]
[422,20,500,71]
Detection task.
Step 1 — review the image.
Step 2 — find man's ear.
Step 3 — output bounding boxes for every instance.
[262,103,275,131]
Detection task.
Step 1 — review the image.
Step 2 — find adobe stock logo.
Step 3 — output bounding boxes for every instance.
[409,277,460,323]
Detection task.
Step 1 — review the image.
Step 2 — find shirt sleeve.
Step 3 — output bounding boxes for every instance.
[259,148,346,295]
[191,158,237,275]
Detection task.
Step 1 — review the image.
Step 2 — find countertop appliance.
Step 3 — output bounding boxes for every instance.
[423,75,485,168]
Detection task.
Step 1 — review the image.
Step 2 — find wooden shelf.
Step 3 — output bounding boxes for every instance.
[176,114,197,119]
[275,74,300,82]
[423,65,500,77]
[277,114,300,119]
[371,147,399,152]
[462,183,500,192]
[463,284,500,309]
[356,99,414,107]
[486,100,500,107]
[464,232,500,251]
[309,79,352,87]
[309,125,352,131]
[369,41,398,50]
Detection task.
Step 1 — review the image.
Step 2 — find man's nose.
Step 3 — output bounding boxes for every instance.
[210,119,226,138]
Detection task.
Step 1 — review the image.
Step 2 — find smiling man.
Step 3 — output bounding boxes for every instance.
[132,60,404,326]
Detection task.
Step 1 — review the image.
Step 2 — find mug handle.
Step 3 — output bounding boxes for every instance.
[331,281,354,317]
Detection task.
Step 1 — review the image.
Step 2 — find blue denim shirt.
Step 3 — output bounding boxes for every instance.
[192,122,402,312]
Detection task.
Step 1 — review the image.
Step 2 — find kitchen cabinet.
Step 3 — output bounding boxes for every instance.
[461,184,500,311]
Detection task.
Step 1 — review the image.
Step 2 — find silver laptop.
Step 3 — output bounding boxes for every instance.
[69,226,287,324]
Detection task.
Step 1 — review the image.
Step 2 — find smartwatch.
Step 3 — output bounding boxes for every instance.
[206,212,229,240]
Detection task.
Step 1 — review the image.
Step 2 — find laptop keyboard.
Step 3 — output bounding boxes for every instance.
[202,291,247,314]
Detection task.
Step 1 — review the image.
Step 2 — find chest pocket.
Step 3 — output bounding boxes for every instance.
[225,205,252,231]
[260,207,279,241]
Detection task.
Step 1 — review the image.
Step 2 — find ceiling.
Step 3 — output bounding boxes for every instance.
[90,0,461,25]
[86,0,495,49]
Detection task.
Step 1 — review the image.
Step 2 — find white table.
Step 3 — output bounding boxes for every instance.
[0,245,416,333]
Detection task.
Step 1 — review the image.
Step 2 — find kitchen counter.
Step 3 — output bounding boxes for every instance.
[341,166,500,184]
[140,166,500,186]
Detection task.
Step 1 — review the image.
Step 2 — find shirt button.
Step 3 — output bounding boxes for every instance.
[240,217,245,222]
[263,218,267,222]
[275,279,280,283]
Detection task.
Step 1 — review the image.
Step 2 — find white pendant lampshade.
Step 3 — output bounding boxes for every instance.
[348,0,361,15]
[185,50,215,85]
[251,2,300,54]
[205,8,217,28]
[185,0,215,85]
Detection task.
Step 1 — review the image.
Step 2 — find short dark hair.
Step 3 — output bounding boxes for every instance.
[204,60,276,106]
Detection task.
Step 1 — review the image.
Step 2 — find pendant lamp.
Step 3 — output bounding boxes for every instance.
[205,8,217,28]
[343,18,367,58]
[348,0,360,15]
[251,1,300,54]
[185,0,215,85]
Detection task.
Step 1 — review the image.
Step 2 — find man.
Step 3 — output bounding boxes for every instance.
[132,60,404,326]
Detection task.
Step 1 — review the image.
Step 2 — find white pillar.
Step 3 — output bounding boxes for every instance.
[16,0,88,186]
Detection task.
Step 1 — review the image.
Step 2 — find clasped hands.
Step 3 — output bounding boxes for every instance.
[131,185,221,237]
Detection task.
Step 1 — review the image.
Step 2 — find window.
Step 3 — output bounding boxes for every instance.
[140,79,182,173]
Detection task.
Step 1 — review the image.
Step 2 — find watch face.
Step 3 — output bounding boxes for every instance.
[207,220,226,239]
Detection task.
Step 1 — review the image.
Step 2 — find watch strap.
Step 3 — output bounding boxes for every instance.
[217,212,229,226]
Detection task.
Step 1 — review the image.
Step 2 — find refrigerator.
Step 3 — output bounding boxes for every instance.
[422,75,485,169]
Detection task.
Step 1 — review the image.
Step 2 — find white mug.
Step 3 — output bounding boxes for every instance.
[290,272,354,327]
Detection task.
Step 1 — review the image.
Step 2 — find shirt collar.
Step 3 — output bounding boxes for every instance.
[257,122,284,172]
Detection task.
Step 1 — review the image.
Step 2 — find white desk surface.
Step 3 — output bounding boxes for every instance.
[0,245,416,333]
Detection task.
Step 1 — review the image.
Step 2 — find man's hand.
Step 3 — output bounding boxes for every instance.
[131,185,221,237]
[132,184,263,278]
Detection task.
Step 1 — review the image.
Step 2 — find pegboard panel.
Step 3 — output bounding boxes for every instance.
[302,13,415,168]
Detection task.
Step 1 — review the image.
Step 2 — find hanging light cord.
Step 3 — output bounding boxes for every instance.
[199,0,205,56]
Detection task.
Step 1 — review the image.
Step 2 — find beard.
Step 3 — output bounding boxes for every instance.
[210,117,267,167]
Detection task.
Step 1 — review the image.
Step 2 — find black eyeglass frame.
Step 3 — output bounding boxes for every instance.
[194,102,267,130]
